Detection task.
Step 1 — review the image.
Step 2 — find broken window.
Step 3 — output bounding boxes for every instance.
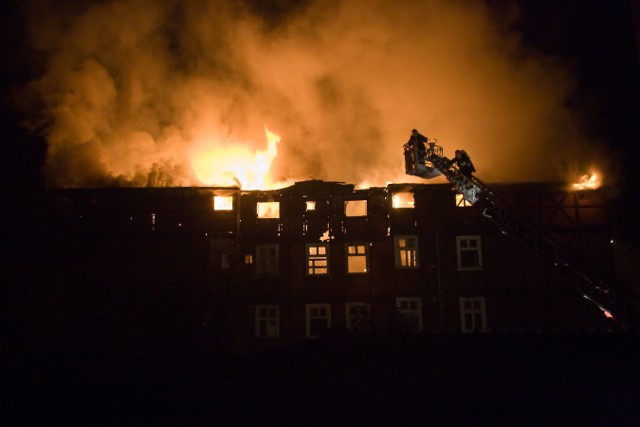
[455,193,472,207]
[256,244,279,276]
[346,243,368,274]
[459,297,487,332]
[392,192,415,209]
[306,303,331,338]
[306,243,329,276]
[255,305,279,338]
[456,235,483,271]
[257,202,280,219]
[396,297,423,332]
[394,235,419,269]
[214,196,234,211]
[345,200,367,217]
[345,302,370,332]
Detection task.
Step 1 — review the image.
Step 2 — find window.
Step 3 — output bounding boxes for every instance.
[392,192,415,209]
[306,201,316,211]
[396,297,423,332]
[345,200,367,217]
[256,244,279,276]
[456,236,483,271]
[455,193,472,207]
[255,305,279,338]
[346,302,370,332]
[306,304,331,338]
[395,235,419,269]
[459,297,487,332]
[214,196,234,211]
[306,243,329,276]
[257,202,280,219]
[244,254,254,264]
[346,243,368,274]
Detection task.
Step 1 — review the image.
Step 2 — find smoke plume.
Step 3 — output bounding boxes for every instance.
[18,0,604,187]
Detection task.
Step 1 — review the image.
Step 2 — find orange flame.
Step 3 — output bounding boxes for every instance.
[191,127,281,189]
[571,171,601,191]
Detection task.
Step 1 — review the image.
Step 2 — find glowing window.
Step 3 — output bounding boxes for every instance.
[214,196,234,211]
[306,201,316,211]
[256,244,279,276]
[345,200,367,217]
[459,297,487,332]
[306,303,331,338]
[455,194,472,207]
[346,243,368,274]
[392,192,415,209]
[307,243,329,276]
[255,305,279,338]
[244,254,254,264]
[257,202,280,219]
[395,297,423,332]
[394,235,419,269]
[456,236,483,271]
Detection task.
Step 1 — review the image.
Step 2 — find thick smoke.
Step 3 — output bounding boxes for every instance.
[19,0,603,187]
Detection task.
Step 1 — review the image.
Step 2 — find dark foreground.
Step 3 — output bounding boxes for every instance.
[6,334,640,425]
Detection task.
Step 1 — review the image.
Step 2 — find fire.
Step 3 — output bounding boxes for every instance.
[571,171,601,191]
[392,192,415,208]
[191,127,281,189]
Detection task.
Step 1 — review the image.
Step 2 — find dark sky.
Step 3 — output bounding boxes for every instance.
[1,0,638,191]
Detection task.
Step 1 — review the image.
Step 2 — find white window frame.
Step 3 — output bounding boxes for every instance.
[346,243,369,274]
[456,235,483,271]
[395,297,423,332]
[255,244,279,276]
[459,297,487,333]
[394,235,419,269]
[345,302,370,331]
[306,243,329,276]
[255,305,279,338]
[306,303,331,338]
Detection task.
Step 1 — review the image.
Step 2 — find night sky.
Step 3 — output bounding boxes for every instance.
[1,0,638,191]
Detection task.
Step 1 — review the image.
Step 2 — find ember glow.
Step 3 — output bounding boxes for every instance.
[392,192,415,209]
[571,172,602,190]
[192,128,281,190]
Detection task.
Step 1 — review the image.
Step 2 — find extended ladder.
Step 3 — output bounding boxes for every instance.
[425,152,623,320]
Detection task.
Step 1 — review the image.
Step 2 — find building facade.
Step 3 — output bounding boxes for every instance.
[51,180,617,349]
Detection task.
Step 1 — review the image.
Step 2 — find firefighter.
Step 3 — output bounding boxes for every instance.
[407,129,428,161]
[449,149,476,178]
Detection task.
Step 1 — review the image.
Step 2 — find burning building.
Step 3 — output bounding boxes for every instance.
[44,179,621,351]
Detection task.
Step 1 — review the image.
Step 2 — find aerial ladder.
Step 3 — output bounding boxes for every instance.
[404,138,625,321]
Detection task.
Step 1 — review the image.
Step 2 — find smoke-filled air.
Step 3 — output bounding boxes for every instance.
[18,0,608,188]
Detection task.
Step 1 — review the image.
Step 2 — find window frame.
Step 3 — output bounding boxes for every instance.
[306,243,330,276]
[255,305,280,338]
[395,297,423,332]
[459,297,487,333]
[394,235,419,269]
[255,244,279,277]
[345,242,369,274]
[456,235,483,271]
[305,303,332,338]
[345,302,371,331]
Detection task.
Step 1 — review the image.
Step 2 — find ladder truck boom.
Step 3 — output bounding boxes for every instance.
[404,137,625,320]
